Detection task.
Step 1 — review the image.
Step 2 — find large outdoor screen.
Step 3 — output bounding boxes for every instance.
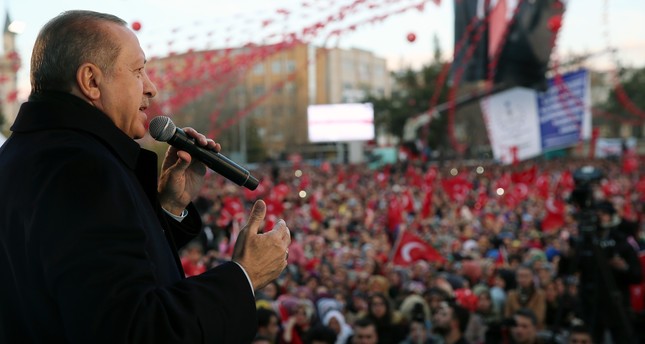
[307,103,374,143]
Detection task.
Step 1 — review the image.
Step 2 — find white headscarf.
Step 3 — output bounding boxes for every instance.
[322,310,353,344]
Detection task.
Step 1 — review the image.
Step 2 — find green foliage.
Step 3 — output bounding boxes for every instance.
[365,58,450,150]
[595,66,645,137]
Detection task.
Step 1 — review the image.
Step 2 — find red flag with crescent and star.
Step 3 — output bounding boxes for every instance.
[391,231,445,266]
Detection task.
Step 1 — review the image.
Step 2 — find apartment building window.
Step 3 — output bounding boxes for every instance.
[374,65,384,78]
[285,82,296,95]
[253,63,265,75]
[359,63,370,81]
[272,60,282,74]
[253,106,265,118]
[254,85,265,96]
[285,60,296,72]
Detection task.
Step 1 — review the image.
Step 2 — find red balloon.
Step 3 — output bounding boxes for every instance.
[547,15,562,33]
[406,32,416,43]
[131,21,142,32]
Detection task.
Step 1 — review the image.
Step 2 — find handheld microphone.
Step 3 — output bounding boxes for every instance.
[149,116,259,190]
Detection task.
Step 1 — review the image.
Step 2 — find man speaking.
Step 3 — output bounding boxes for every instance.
[0,10,290,343]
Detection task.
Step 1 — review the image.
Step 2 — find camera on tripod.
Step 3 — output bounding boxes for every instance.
[568,166,604,236]
[569,166,603,210]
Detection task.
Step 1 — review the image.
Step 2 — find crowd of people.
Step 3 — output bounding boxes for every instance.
[181,155,645,344]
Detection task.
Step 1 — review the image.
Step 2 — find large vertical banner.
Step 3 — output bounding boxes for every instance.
[481,69,591,164]
[482,88,541,164]
[452,0,488,83]
[537,69,592,150]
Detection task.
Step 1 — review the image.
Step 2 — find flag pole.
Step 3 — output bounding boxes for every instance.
[388,225,406,265]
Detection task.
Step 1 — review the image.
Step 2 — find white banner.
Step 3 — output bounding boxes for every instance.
[481,69,591,164]
[481,87,542,164]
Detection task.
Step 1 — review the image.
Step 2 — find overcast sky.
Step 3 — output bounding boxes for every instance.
[4,0,644,96]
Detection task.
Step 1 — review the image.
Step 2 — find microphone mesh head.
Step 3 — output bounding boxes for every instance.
[149,116,176,142]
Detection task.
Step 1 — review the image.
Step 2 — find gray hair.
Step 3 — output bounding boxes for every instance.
[30,10,126,95]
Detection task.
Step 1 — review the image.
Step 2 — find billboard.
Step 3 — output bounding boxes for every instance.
[481,69,591,164]
[307,103,374,143]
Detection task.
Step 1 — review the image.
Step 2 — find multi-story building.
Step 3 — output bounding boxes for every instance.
[0,12,19,132]
[147,42,389,162]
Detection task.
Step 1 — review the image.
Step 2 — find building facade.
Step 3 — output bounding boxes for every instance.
[0,12,19,132]
[147,43,389,161]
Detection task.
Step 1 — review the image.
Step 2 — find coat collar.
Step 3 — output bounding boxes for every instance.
[11,91,141,169]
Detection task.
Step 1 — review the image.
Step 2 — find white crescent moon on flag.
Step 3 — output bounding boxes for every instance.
[402,242,425,262]
[546,197,558,213]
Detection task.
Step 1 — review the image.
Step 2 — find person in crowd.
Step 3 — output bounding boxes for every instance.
[258,308,282,344]
[398,318,436,344]
[351,318,379,344]
[559,200,642,343]
[367,292,407,343]
[505,265,547,329]
[259,280,284,302]
[432,301,470,344]
[323,310,354,344]
[465,287,503,344]
[566,326,594,344]
[543,280,576,335]
[281,301,315,344]
[180,240,207,277]
[509,309,540,344]
[0,10,291,343]
[305,325,338,344]
[424,287,452,317]
[254,335,276,344]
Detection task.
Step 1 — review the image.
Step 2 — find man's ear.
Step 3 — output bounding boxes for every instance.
[75,63,102,101]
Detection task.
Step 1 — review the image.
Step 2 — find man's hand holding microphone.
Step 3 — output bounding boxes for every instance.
[150,116,290,291]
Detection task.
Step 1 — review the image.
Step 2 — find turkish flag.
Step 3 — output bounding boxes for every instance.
[623,149,639,174]
[216,196,244,227]
[542,197,566,232]
[392,231,445,266]
[557,170,575,193]
[535,173,551,200]
[424,166,438,187]
[386,195,404,232]
[441,176,472,203]
[637,177,645,201]
[512,166,537,185]
[602,179,621,197]
[310,195,324,223]
[420,190,433,219]
[493,172,512,191]
[401,189,416,213]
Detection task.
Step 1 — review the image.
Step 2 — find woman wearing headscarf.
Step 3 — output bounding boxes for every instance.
[322,310,353,344]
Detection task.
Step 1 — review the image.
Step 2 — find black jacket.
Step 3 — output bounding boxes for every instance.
[0,92,256,343]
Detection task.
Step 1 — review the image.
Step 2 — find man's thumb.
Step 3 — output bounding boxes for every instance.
[247,200,267,234]
[172,151,192,172]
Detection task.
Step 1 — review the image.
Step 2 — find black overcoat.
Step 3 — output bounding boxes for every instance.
[0,92,256,343]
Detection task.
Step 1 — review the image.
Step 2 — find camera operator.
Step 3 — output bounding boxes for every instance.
[558,167,642,344]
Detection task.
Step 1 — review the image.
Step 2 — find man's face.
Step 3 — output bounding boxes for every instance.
[369,297,387,318]
[353,324,378,344]
[258,315,279,340]
[93,23,157,139]
[568,333,593,344]
[409,321,427,342]
[432,303,453,336]
[516,268,533,289]
[511,315,537,344]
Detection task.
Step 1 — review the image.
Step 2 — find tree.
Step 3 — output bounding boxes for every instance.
[365,36,450,153]
[598,66,645,137]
